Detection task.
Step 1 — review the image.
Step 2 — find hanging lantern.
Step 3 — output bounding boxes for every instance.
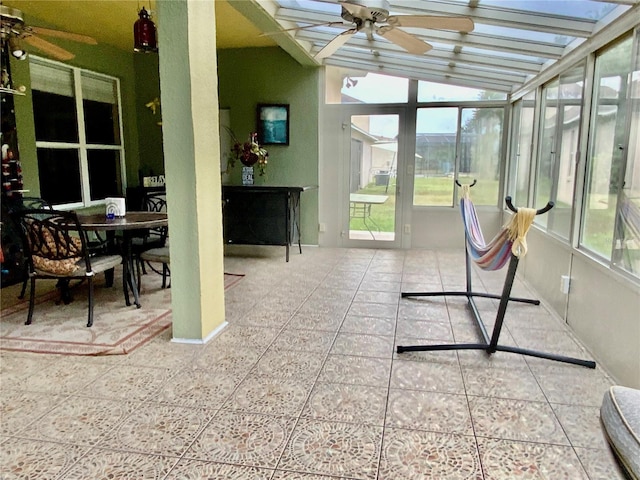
[133,6,157,53]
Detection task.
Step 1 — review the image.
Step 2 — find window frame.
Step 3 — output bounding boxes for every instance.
[31,56,126,209]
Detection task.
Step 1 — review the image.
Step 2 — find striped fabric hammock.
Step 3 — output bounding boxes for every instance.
[459,186,536,271]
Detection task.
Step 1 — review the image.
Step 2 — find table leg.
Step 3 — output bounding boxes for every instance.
[122,233,141,308]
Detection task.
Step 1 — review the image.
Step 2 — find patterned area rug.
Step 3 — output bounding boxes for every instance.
[0,272,243,356]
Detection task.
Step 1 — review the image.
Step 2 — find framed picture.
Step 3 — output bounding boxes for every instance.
[257,104,289,145]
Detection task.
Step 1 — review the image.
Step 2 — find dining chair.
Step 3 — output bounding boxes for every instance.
[8,197,54,300]
[132,192,170,288]
[15,208,123,327]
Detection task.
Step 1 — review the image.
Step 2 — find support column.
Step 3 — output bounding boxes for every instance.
[156,0,226,341]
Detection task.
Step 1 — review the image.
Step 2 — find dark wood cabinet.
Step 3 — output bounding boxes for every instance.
[222,185,313,261]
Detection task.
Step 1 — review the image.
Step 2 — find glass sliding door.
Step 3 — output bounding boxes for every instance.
[346,113,400,243]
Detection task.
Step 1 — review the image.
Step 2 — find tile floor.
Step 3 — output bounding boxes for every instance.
[0,247,628,479]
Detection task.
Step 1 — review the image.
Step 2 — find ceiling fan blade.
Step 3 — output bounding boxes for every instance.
[315,28,357,60]
[24,35,75,61]
[29,26,98,45]
[376,26,432,55]
[386,15,474,33]
[261,21,348,36]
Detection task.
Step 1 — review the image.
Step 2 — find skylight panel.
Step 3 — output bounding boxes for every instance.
[479,0,617,21]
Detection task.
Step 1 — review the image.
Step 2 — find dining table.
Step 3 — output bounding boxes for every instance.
[77,211,169,308]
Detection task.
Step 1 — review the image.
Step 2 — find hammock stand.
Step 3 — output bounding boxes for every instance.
[398,182,596,369]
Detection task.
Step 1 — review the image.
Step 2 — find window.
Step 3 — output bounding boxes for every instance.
[507,91,536,207]
[30,58,124,207]
[534,61,585,238]
[413,106,504,207]
[581,35,636,274]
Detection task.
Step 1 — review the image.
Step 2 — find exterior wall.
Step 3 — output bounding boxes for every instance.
[217,47,320,245]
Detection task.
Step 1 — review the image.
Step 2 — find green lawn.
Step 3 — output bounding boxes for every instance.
[349,176,499,233]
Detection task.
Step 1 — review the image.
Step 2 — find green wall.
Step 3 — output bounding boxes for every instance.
[9,14,141,195]
[133,54,163,180]
[217,47,320,244]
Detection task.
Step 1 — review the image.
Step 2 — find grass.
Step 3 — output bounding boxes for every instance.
[349,176,499,233]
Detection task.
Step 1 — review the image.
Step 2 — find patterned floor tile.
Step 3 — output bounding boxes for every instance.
[531,367,612,406]
[301,382,387,426]
[574,447,629,480]
[278,419,382,480]
[348,302,398,319]
[461,365,547,401]
[166,459,274,479]
[253,350,326,380]
[397,302,449,323]
[340,315,396,337]
[319,355,391,387]
[0,391,66,437]
[224,374,313,417]
[353,290,400,305]
[25,396,138,446]
[478,437,589,479]
[99,402,214,456]
[358,280,401,293]
[469,396,570,445]
[15,360,112,395]
[390,360,464,393]
[551,403,609,449]
[378,428,481,479]
[0,437,89,480]
[331,333,395,358]
[272,471,354,480]
[61,448,177,479]
[193,345,263,375]
[395,319,454,341]
[385,390,473,435]
[152,369,240,408]
[186,411,296,468]
[271,328,337,354]
[81,364,174,402]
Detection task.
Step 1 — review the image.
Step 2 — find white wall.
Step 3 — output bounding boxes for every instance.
[520,228,640,388]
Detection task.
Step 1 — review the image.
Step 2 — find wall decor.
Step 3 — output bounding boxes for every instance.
[257,103,289,145]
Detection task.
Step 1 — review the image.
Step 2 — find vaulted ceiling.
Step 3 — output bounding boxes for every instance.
[4,0,639,93]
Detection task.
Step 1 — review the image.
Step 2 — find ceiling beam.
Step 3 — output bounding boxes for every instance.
[228,0,318,66]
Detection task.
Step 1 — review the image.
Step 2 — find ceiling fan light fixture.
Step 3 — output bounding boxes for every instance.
[134,6,158,53]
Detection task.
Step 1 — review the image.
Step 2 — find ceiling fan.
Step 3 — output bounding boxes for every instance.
[274,0,474,60]
[1,5,97,62]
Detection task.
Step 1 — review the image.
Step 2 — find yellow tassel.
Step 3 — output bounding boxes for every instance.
[506,208,536,257]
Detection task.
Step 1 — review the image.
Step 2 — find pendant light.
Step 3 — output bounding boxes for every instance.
[133,6,157,53]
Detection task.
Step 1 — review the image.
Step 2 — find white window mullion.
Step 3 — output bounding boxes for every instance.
[114,77,127,192]
[73,68,91,204]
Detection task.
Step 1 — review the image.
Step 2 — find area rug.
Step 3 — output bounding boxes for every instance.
[0,272,244,356]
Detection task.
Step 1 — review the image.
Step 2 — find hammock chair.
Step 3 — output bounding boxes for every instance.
[398,181,596,369]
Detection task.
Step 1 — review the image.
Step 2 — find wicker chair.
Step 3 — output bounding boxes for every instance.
[15,208,123,327]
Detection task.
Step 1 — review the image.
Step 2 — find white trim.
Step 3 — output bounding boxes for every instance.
[171,321,229,345]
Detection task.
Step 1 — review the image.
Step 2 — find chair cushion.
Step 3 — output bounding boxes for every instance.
[601,385,640,480]
[140,246,170,264]
[33,256,82,276]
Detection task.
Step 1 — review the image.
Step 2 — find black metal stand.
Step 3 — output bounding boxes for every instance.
[397,193,596,369]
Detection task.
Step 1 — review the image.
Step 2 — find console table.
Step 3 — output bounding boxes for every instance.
[222,185,315,261]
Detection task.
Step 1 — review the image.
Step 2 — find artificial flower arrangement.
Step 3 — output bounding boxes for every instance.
[230,132,269,176]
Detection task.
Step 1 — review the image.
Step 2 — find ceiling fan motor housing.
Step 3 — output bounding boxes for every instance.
[0,6,25,42]
[340,0,390,24]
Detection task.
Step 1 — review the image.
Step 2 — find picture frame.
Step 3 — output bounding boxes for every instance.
[257,103,289,145]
